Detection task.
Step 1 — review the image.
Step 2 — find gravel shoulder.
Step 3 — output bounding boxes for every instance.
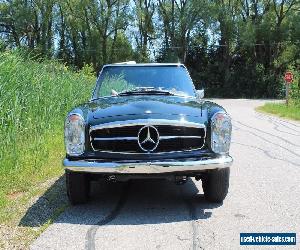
[0,177,67,249]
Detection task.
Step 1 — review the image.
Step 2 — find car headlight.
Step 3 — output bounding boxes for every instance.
[64,113,85,156]
[211,112,232,154]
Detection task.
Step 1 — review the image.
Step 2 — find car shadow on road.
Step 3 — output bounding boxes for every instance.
[19,175,68,228]
[19,177,222,227]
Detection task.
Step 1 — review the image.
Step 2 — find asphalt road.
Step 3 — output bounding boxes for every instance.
[31,99,300,250]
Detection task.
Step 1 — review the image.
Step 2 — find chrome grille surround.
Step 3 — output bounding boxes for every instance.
[89,119,206,154]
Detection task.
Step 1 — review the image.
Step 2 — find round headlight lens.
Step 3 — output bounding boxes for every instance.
[64,114,85,156]
[211,112,232,154]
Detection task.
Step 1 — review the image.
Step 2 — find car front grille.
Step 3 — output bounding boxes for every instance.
[89,121,206,154]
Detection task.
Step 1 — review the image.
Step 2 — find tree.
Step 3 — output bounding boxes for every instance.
[0,0,299,99]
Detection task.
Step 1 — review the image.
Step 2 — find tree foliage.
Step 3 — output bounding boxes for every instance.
[0,0,299,98]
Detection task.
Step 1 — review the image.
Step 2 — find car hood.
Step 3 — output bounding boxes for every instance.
[84,95,210,126]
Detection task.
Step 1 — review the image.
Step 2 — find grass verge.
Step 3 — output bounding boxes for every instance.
[0,50,95,248]
[256,102,300,121]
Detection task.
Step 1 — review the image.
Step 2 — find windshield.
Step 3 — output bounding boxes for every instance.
[93,65,196,98]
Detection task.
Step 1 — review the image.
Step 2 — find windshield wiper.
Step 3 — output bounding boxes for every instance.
[118,87,175,96]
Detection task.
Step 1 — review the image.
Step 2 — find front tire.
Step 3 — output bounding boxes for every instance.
[202,167,230,203]
[66,170,90,205]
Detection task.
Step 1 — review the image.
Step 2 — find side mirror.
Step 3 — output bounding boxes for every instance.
[196,89,204,99]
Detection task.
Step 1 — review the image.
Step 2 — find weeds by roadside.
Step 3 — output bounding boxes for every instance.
[256,102,300,121]
[0,50,95,248]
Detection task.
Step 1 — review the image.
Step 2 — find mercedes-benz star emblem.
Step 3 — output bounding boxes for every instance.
[138,125,160,152]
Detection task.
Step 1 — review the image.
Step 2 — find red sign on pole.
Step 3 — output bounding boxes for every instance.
[284,71,293,84]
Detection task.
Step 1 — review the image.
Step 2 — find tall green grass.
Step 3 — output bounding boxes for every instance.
[0,51,95,221]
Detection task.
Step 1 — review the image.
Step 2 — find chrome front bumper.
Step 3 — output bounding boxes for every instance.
[63,156,233,174]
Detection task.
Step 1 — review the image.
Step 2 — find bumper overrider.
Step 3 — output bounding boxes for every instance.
[63,156,233,174]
